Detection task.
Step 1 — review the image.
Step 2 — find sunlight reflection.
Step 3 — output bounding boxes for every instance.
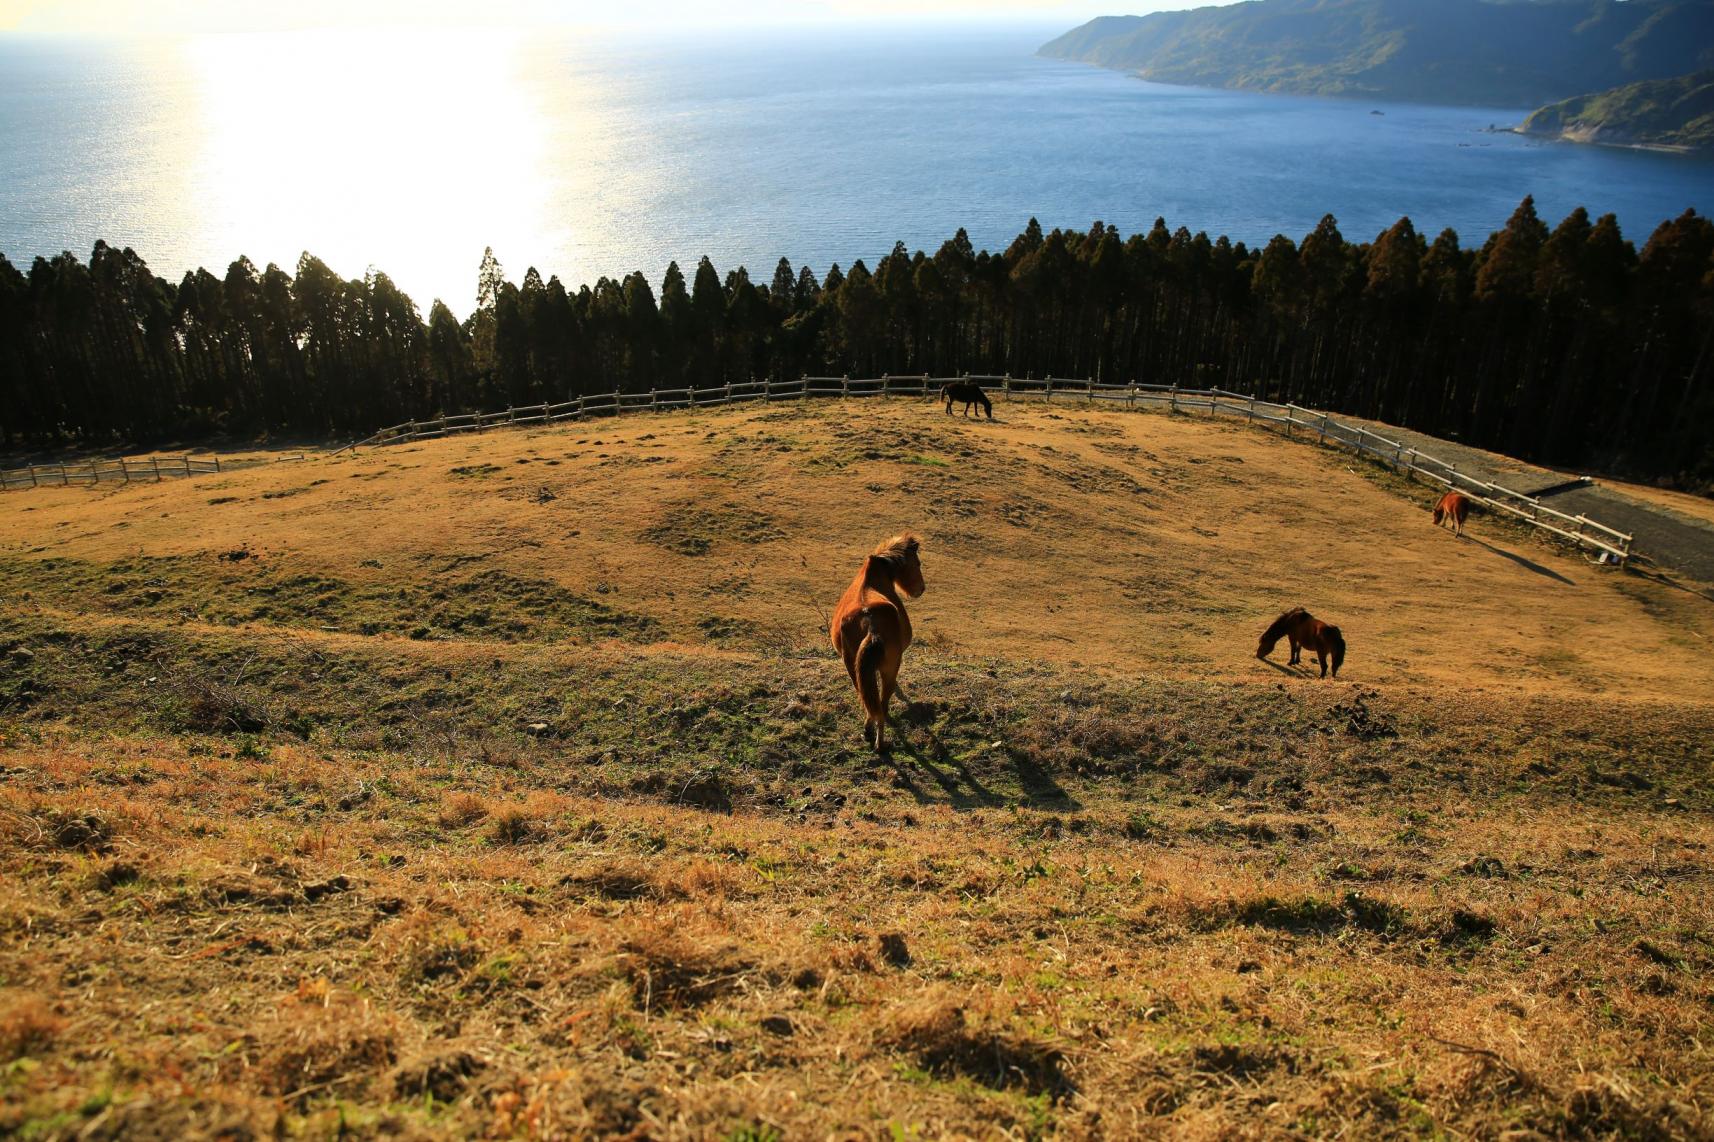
[183,28,558,309]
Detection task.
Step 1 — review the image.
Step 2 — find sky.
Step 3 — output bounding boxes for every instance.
[0,0,1221,34]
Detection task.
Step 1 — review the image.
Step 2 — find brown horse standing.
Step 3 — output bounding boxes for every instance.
[831,534,925,752]
[1256,607,1346,679]
[1432,491,1470,537]
[939,381,993,420]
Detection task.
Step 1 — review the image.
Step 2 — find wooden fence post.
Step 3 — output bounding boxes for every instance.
[841,375,849,397]
[1003,374,1011,400]
[1170,385,1179,412]
[1318,414,1329,444]
[150,456,162,481]
[28,466,38,488]
[1248,395,1256,421]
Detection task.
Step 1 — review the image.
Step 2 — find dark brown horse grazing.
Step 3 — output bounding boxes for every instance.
[1432,491,1470,537]
[939,381,992,420]
[831,534,925,752]
[1256,607,1346,679]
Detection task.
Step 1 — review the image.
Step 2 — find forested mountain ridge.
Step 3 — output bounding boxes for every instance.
[1039,0,1714,108]
[3,200,1713,490]
[1521,70,1714,151]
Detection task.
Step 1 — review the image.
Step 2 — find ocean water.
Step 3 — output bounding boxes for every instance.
[0,22,1707,314]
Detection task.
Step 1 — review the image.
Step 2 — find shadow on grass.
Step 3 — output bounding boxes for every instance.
[1627,564,1714,604]
[884,698,1079,810]
[1467,536,1575,585]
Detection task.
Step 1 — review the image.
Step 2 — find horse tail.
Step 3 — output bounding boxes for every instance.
[856,608,887,720]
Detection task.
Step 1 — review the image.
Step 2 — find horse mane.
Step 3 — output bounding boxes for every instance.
[1261,607,1309,644]
[872,533,920,561]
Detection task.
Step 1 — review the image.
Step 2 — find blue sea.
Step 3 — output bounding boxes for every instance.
[0,22,1707,314]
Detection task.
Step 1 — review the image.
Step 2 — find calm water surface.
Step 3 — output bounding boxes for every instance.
[1,23,1708,313]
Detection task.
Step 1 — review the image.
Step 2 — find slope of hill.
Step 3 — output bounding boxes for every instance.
[2,400,1711,1138]
[1040,0,1714,108]
[1521,69,1714,151]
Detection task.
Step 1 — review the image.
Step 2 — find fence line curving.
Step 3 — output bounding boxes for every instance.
[0,450,312,492]
[10,374,1633,564]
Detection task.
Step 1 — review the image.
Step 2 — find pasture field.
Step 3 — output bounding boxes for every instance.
[1,400,1711,1140]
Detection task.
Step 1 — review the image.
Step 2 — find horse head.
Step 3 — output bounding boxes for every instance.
[1326,625,1346,675]
[871,533,925,598]
[1257,607,1308,659]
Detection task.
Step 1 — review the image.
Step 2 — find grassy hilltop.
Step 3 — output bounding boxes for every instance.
[1039,0,1714,108]
[2,400,1712,1139]
[1522,70,1714,153]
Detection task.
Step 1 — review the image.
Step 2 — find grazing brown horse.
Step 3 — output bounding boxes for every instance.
[1256,607,1345,679]
[1432,491,1470,537]
[939,381,993,420]
[831,534,925,752]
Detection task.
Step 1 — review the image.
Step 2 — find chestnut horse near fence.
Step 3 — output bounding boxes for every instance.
[831,534,925,752]
[1433,491,1471,537]
[1256,607,1346,679]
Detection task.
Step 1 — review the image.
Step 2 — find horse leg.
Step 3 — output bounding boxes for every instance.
[1317,650,1328,678]
[1288,635,1301,665]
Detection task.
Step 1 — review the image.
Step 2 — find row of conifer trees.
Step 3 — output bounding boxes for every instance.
[1,197,1710,487]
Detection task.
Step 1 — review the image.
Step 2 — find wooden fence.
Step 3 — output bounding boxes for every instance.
[13,374,1630,563]
[0,451,313,491]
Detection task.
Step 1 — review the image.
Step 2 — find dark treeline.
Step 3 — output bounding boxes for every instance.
[2,198,1712,487]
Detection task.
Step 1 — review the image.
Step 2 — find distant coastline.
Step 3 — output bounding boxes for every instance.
[1502,126,1698,157]
[1041,1,1714,112]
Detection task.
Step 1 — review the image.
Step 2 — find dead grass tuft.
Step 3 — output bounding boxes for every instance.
[486,806,545,846]
[0,992,62,1061]
[391,1049,486,1102]
[3,804,115,853]
[437,791,489,828]
[250,1002,398,1106]
[618,924,754,1012]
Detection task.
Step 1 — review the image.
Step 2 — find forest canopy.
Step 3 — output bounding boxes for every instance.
[2,200,1712,489]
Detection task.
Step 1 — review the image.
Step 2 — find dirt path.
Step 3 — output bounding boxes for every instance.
[1334,414,1714,587]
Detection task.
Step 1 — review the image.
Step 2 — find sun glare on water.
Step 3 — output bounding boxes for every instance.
[182,27,558,309]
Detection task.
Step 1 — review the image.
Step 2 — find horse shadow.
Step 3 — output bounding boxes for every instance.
[885,699,1079,811]
[1466,537,1575,585]
[1626,564,1714,604]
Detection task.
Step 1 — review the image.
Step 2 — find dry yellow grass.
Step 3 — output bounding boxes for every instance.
[1,398,1711,1139]
[4,399,1709,700]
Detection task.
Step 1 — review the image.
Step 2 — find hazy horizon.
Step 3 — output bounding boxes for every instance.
[0,0,1236,35]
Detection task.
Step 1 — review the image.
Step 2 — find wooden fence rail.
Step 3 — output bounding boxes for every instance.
[0,450,315,492]
[338,374,1633,563]
[20,374,1625,563]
